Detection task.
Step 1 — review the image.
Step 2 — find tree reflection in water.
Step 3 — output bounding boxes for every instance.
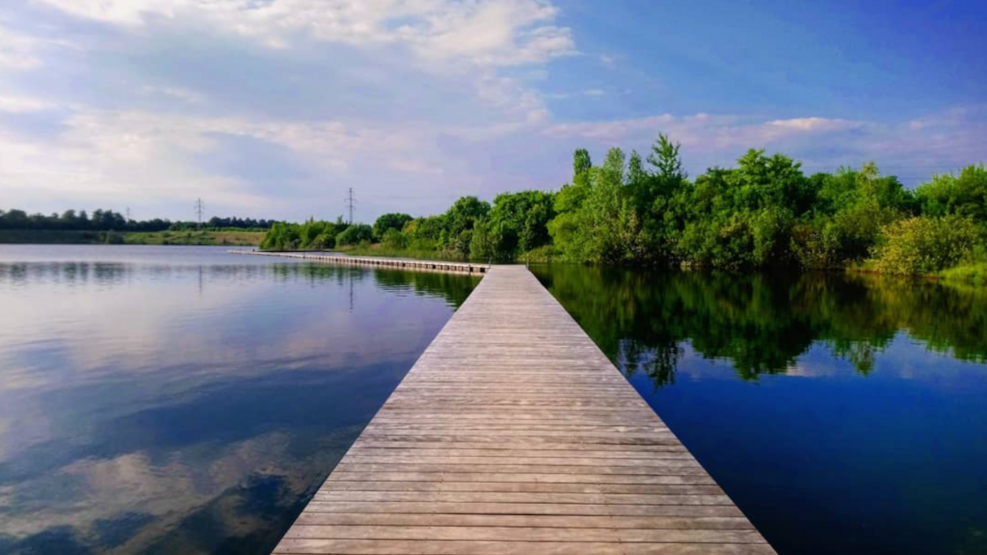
[533,265,987,386]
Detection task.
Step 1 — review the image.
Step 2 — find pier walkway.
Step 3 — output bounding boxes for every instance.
[274,266,775,554]
[229,250,488,275]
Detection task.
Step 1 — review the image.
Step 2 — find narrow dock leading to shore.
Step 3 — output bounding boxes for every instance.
[274,265,776,554]
[229,250,489,275]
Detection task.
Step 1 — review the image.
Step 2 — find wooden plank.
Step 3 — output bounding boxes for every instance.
[296,502,745,517]
[275,539,777,555]
[272,266,776,554]
[283,526,765,543]
[321,481,724,495]
[290,513,756,530]
[324,472,718,485]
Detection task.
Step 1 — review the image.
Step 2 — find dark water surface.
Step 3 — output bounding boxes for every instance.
[0,246,478,555]
[532,265,987,555]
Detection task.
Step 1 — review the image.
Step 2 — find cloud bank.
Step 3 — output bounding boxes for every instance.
[0,1,983,220]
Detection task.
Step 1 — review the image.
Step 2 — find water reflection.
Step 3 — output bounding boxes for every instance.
[0,246,478,555]
[533,266,987,386]
[532,265,987,555]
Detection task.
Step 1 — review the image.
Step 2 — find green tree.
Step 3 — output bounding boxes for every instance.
[440,196,490,258]
[916,164,987,222]
[486,190,555,261]
[336,224,373,246]
[373,213,413,240]
[380,228,409,250]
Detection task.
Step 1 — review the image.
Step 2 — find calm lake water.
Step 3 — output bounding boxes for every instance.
[533,265,987,555]
[0,246,478,555]
[2,248,984,555]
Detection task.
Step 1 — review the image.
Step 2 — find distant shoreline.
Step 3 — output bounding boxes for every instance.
[0,229,264,247]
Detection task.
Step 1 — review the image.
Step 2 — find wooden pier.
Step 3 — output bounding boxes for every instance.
[274,266,776,554]
[229,250,488,275]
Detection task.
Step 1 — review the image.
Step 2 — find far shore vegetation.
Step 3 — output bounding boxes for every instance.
[260,135,987,283]
[5,135,985,282]
[0,210,270,246]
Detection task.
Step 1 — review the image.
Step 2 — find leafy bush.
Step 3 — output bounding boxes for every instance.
[381,228,409,250]
[916,164,987,222]
[468,218,496,262]
[940,262,987,285]
[373,213,412,239]
[336,224,373,247]
[871,216,978,275]
[260,219,345,251]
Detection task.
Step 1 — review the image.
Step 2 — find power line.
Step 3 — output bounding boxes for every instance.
[345,187,356,224]
[194,198,205,230]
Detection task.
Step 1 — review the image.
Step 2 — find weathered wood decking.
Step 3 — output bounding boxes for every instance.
[229,250,488,275]
[275,266,775,554]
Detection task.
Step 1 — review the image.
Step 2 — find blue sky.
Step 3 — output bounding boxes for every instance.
[1,0,984,221]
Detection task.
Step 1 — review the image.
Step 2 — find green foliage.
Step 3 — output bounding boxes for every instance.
[372,213,412,240]
[916,164,987,222]
[546,141,933,272]
[549,147,640,263]
[647,133,686,184]
[468,218,496,262]
[0,208,272,235]
[483,190,555,261]
[573,148,592,177]
[792,200,888,268]
[260,222,299,251]
[405,216,444,242]
[259,141,981,277]
[940,262,987,285]
[336,224,373,247]
[380,228,409,250]
[871,216,980,275]
[439,196,490,259]
[260,219,347,251]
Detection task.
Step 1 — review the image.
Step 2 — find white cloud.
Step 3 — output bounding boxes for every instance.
[765,117,861,132]
[0,94,52,113]
[412,0,573,65]
[544,88,605,100]
[543,114,678,141]
[0,22,42,69]
[34,0,575,66]
[139,85,206,104]
[543,113,863,148]
[474,73,548,125]
[0,105,444,213]
[542,109,986,181]
[1,0,578,218]
[7,0,982,218]
[906,105,986,131]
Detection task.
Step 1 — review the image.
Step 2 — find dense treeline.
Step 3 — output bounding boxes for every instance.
[260,192,557,261]
[260,218,348,250]
[181,216,274,230]
[271,135,982,277]
[0,208,273,233]
[543,135,986,274]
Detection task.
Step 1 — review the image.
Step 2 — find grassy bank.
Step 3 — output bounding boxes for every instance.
[123,230,265,246]
[336,243,469,261]
[0,229,265,246]
[940,262,987,285]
